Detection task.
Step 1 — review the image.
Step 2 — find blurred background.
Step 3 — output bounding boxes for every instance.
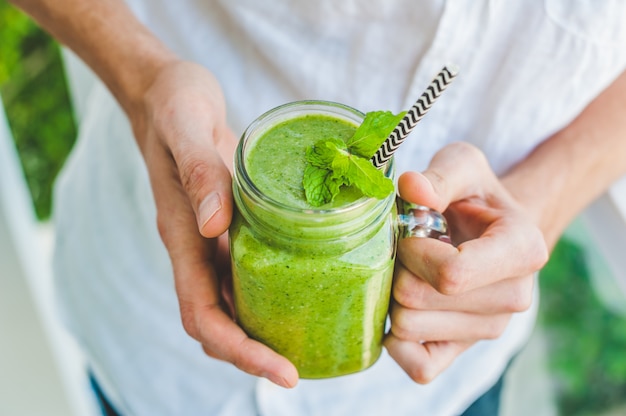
[1,2,626,415]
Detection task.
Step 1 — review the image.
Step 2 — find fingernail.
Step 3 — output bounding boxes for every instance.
[198,192,222,230]
[262,372,291,388]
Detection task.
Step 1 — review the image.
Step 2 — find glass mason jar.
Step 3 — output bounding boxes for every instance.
[229,101,397,379]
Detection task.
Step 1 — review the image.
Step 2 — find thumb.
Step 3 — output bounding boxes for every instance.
[174,136,234,239]
[398,142,496,211]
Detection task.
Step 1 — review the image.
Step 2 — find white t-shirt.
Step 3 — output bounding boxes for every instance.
[53,1,626,415]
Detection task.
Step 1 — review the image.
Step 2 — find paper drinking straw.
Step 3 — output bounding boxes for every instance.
[371,64,459,169]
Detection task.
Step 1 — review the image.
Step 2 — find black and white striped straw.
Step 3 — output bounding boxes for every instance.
[371,64,459,169]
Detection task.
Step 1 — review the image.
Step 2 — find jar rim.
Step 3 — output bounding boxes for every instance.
[234,100,394,218]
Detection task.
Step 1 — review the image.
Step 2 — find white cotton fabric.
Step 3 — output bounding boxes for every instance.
[53,1,626,415]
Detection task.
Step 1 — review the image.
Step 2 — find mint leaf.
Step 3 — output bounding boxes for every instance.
[303,164,344,207]
[305,137,347,167]
[304,138,349,206]
[303,137,393,206]
[346,111,406,158]
[302,110,403,206]
[334,155,395,199]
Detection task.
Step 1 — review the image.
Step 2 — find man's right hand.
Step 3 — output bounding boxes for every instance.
[7,0,298,388]
[133,60,299,388]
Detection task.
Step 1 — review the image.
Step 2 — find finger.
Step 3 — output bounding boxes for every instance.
[384,336,472,384]
[170,219,298,387]
[393,263,535,314]
[397,170,441,210]
[149,76,237,238]
[150,145,298,388]
[171,131,234,239]
[398,142,499,213]
[397,219,547,294]
[216,233,236,318]
[388,302,512,342]
[195,303,299,388]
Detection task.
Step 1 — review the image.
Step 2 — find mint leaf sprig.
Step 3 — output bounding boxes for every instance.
[303,110,405,207]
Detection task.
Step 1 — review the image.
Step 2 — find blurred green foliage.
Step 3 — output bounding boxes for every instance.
[1,2,625,414]
[539,239,626,415]
[0,0,76,220]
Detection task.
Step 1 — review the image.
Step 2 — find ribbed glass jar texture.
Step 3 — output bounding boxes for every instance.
[230,101,397,378]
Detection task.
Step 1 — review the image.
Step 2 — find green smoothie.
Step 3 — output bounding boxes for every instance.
[244,114,363,209]
[230,101,396,378]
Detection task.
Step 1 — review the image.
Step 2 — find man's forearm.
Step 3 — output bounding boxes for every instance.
[502,69,626,249]
[9,0,176,116]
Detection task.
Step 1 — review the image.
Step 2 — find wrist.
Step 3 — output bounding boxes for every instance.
[11,0,178,116]
[501,70,626,250]
[62,6,179,117]
[103,35,178,118]
[500,165,565,250]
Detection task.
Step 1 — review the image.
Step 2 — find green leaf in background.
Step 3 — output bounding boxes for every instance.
[0,1,77,220]
[539,238,626,415]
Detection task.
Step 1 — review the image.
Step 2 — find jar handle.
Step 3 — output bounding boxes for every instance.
[396,198,452,244]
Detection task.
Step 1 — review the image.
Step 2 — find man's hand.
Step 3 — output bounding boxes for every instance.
[387,68,626,384]
[385,142,548,383]
[7,0,299,387]
[133,61,298,388]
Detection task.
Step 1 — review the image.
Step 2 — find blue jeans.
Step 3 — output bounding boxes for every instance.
[89,374,120,416]
[459,372,504,416]
[90,371,505,416]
